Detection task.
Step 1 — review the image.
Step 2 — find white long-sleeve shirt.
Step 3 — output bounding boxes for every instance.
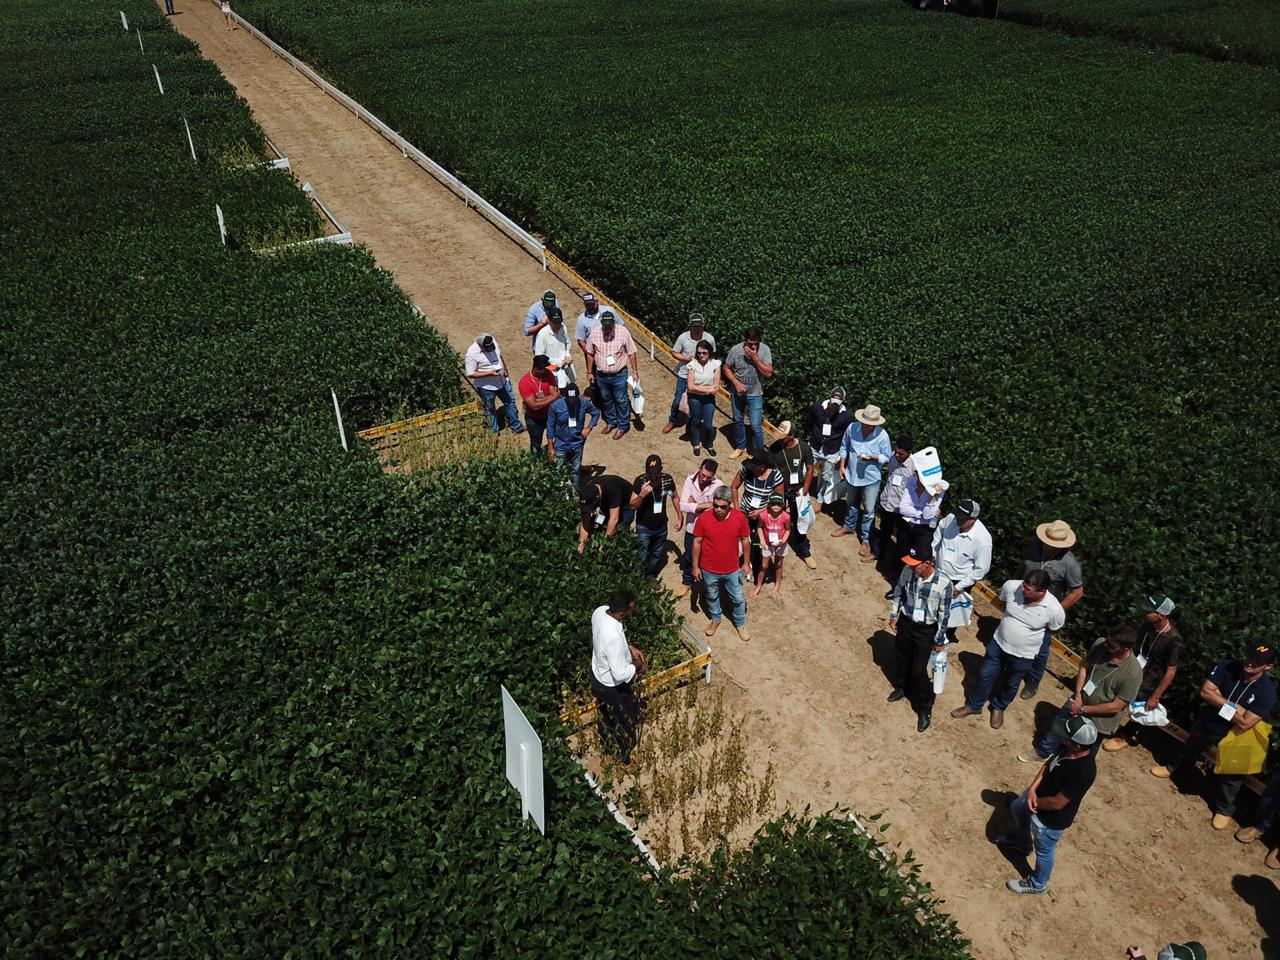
[591,605,635,686]
[932,515,993,591]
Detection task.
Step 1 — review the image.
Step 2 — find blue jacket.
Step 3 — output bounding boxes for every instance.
[547,395,601,451]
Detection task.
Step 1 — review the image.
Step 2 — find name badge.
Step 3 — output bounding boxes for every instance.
[593,511,605,526]
[1136,654,1148,669]
[821,424,832,437]
[891,474,904,487]
[605,353,615,366]
[912,606,926,623]
[568,418,577,428]
[1218,702,1238,722]
[652,499,663,514]
[789,470,799,485]
[1083,679,1097,696]
[768,532,780,545]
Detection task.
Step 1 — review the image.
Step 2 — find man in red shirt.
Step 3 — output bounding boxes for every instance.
[518,354,560,457]
[692,486,752,641]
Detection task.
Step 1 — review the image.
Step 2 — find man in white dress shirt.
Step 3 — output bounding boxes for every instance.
[932,498,993,643]
[590,591,648,763]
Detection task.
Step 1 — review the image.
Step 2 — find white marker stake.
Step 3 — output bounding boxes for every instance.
[215,204,227,245]
[649,337,656,361]
[331,388,349,453]
[120,10,129,30]
[137,28,144,52]
[183,117,197,162]
[152,64,164,95]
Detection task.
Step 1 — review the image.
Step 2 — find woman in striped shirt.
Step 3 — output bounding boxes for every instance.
[731,454,784,583]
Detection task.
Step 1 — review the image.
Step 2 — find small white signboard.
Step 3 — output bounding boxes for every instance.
[152,64,164,95]
[120,10,129,30]
[183,117,197,162]
[330,387,349,453]
[137,27,144,52]
[501,685,545,835]
[215,204,227,245]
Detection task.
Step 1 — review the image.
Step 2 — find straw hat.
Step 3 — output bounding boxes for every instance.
[1036,519,1077,549]
[854,404,885,426]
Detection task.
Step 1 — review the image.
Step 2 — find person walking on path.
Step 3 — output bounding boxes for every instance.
[769,420,816,570]
[875,434,914,569]
[807,387,853,509]
[951,571,1065,729]
[692,486,752,641]
[575,291,620,355]
[547,382,598,490]
[585,311,639,439]
[1234,770,1280,870]
[464,333,525,436]
[1102,593,1183,752]
[731,453,785,582]
[831,404,891,560]
[533,307,576,385]
[1018,519,1085,700]
[524,289,560,347]
[517,355,559,457]
[164,0,176,15]
[1022,627,1142,762]
[631,454,676,576]
[1000,715,1099,896]
[664,314,716,435]
[684,340,722,456]
[590,591,647,765]
[1151,643,1276,830]
[752,493,791,599]
[931,499,992,643]
[722,328,774,459]
[887,530,954,733]
[221,0,233,29]
[675,459,720,599]
[578,474,634,553]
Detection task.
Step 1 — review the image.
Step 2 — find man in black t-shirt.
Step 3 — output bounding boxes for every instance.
[630,454,676,576]
[1000,715,1099,895]
[578,474,634,553]
[769,420,816,569]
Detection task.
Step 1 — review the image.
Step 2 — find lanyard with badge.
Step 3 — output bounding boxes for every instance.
[651,478,666,515]
[1219,676,1256,722]
[1136,624,1167,671]
[1082,659,1120,697]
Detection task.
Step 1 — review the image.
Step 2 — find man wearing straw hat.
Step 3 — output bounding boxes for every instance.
[1017,519,1085,701]
[523,289,560,347]
[831,403,892,560]
[664,313,716,436]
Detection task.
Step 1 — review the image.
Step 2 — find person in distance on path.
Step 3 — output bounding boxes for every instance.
[585,311,638,439]
[768,420,816,570]
[1018,519,1085,700]
[831,403,891,561]
[590,591,647,765]
[517,354,559,457]
[684,340,722,456]
[577,474,634,553]
[723,328,774,459]
[887,528,954,733]
[692,486,752,642]
[1000,715,1099,896]
[631,454,676,576]
[1151,642,1276,831]
[164,0,176,15]
[221,0,233,29]
[951,570,1065,729]
[1021,626,1141,763]
[806,387,853,510]
[675,459,720,600]
[546,382,598,492]
[931,498,992,644]
[1102,592,1183,752]
[664,313,716,436]
[731,452,784,583]
[533,307,576,385]
[874,434,914,572]
[524,289,560,347]
[464,333,525,436]
[752,493,791,599]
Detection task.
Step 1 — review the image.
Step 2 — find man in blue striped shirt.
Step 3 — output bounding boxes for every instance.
[888,529,954,733]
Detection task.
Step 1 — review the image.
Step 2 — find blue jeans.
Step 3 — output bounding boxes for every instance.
[555,444,585,490]
[966,637,1036,712]
[841,479,881,541]
[667,376,688,426]
[526,418,547,455]
[687,392,716,450]
[1254,772,1280,835]
[730,391,764,453]
[702,570,747,627]
[636,524,668,576]
[1025,628,1053,686]
[595,370,630,432]
[479,384,523,434]
[1010,791,1065,891]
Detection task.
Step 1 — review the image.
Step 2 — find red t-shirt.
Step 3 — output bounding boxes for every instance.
[693,508,750,575]
[518,371,557,421]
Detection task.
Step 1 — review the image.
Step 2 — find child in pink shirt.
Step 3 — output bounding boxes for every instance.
[754,493,790,598]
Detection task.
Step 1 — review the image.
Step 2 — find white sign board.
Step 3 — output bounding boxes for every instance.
[137,27,145,53]
[120,10,129,30]
[152,64,164,95]
[330,387,349,453]
[215,204,226,246]
[501,685,545,835]
[183,116,197,162]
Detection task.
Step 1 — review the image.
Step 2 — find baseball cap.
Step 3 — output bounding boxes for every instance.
[1245,642,1276,666]
[902,527,933,567]
[768,493,785,506]
[478,334,496,351]
[532,354,550,369]
[1051,715,1098,746]
[547,306,564,322]
[955,498,980,521]
[689,312,706,328]
[1140,593,1175,616]
[582,291,598,304]
[830,386,845,401]
[645,454,663,474]
[541,289,557,305]
[600,310,616,326]
[775,420,794,438]
[1158,943,1207,960]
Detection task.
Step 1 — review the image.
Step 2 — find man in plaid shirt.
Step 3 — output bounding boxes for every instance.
[585,311,640,439]
[888,528,954,733]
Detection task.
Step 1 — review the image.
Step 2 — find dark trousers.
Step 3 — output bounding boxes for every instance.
[874,507,900,562]
[747,514,763,580]
[785,490,812,559]
[164,0,175,12]
[681,530,696,585]
[894,618,939,713]
[591,675,640,764]
[1166,716,1246,816]
[526,417,547,455]
[635,524,668,576]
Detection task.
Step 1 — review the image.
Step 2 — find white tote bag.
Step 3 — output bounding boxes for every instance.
[795,493,815,535]
[628,377,645,416]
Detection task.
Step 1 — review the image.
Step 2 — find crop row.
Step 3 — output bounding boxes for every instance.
[1,2,971,956]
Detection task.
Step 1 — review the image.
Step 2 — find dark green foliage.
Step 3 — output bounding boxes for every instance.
[2,2,972,957]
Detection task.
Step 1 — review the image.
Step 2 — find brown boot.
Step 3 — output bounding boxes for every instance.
[950,705,980,719]
[1236,826,1264,844]
[858,541,871,558]
[705,619,721,637]
[661,422,675,434]
[990,709,1005,730]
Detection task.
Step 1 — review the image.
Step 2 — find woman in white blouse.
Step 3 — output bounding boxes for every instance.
[685,340,722,456]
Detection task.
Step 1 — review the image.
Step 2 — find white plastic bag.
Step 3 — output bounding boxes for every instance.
[795,493,815,535]
[929,649,948,694]
[1130,701,1169,727]
[628,377,645,416]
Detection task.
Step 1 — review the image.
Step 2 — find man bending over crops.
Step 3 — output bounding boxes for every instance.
[591,591,647,765]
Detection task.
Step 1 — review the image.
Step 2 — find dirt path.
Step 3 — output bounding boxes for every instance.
[167,4,1276,957]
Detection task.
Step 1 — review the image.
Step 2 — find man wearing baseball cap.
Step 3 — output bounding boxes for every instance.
[806,387,853,510]
[585,311,639,439]
[664,313,716,435]
[1152,642,1276,829]
[630,454,676,576]
[524,289,560,346]
[1017,519,1085,700]
[1000,714,1099,895]
[1102,592,1184,752]
[887,528,954,733]
[931,499,992,644]
[768,420,816,569]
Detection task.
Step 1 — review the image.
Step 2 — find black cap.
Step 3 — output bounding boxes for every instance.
[902,525,934,566]
[645,454,663,473]
[1245,642,1277,666]
[541,290,557,305]
[548,306,563,322]
[955,498,980,520]
[600,310,616,326]
[532,354,550,369]
[479,335,496,351]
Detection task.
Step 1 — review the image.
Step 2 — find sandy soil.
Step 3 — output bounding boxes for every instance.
[165,3,1278,956]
